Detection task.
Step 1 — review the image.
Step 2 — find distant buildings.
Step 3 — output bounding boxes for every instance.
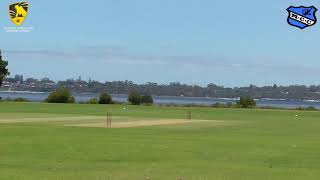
[2,74,320,100]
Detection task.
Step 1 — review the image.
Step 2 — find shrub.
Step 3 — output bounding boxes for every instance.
[45,88,75,103]
[211,103,228,108]
[305,106,318,111]
[141,95,153,104]
[238,96,256,108]
[128,92,141,105]
[98,93,113,104]
[296,106,318,111]
[226,103,233,108]
[87,98,98,104]
[13,97,30,102]
[68,96,76,103]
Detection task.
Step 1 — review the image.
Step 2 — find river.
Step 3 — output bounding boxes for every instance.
[1,91,320,109]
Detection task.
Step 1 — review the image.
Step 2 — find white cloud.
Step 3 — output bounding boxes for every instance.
[3,46,320,74]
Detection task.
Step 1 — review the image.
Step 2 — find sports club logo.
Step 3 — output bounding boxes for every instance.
[9,2,29,26]
[287,6,317,29]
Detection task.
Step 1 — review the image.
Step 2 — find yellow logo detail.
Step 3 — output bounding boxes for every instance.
[9,2,29,26]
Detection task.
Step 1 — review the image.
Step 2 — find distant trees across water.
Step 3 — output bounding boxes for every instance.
[3,75,320,100]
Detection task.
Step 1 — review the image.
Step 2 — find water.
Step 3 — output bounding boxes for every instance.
[1,91,320,109]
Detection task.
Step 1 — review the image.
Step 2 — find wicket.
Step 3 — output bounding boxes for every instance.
[106,112,112,127]
[187,110,192,120]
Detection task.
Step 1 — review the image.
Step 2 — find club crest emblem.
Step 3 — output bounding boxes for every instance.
[9,2,29,26]
[287,6,317,29]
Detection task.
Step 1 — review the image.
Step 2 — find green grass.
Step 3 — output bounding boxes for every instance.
[0,102,320,180]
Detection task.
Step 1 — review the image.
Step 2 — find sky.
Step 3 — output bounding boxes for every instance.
[0,0,320,87]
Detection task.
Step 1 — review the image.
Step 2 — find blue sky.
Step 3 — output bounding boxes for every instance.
[1,0,320,87]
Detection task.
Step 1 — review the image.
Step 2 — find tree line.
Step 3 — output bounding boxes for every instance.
[5,75,320,100]
[39,87,258,109]
[45,87,154,105]
[2,86,258,109]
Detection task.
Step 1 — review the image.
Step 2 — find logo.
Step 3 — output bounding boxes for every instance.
[9,2,29,26]
[287,6,317,29]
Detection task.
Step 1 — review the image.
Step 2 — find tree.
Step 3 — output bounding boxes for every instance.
[0,50,10,86]
[87,98,98,104]
[238,96,256,108]
[15,74,23,82]
[45,87,75,103]
[141,95,154,104]
[98,93,113,104]
[128,92,142,105]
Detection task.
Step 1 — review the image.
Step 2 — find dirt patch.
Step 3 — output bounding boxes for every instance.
[0,115,234,129]
[66,119,215,128]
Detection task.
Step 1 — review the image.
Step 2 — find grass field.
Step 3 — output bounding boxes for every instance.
[1,102,320,180]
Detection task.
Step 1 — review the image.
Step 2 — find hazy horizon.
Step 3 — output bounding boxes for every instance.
[4,73,320,88]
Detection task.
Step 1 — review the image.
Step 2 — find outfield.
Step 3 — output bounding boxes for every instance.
[0,102,320,180]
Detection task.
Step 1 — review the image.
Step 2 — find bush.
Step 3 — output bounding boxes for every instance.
[238,96,256,108]
[45,88,75,103]
[296,106,318,111]
[98,93,113,104]
[305,106,318,111]
[68,96,75,103]
[128,92,142,105]
[141,95,153,104]
[226,103,233,108]
[87,98,98,104]
[211,103,227,108]
[13,97,30,102]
